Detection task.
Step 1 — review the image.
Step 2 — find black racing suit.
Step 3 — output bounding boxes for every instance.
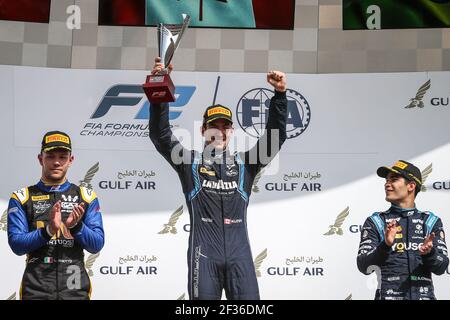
[149,90,287,299]
[7,180,105,300]
[357,205,449,300]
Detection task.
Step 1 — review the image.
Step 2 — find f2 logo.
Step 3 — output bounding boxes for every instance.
[91,85,196,120]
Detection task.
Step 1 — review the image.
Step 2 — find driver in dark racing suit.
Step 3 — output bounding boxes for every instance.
[357,160,449,300]
[149,58,288,300]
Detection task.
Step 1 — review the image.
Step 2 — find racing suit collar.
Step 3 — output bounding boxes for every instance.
[389,204,417,217]
[37,180,71,193]
[202,146,234,164]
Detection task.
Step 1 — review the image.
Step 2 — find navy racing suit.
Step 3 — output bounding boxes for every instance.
[357,205,449,300]
[7,180,105,300]
[149,90,287,299]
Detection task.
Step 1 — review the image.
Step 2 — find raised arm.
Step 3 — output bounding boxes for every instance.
[243,71,288,178]
[148,57,189,171]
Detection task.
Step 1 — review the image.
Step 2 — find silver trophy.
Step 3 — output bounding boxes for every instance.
[158,14,191,72]
[143,14,191,103]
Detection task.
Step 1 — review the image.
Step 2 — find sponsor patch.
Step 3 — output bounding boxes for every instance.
[224,218,242,225]
[44,257,54,264]
[394,161,408,169]
[36,221,45,229]
[45,134,69,144]
[32,195,50,201]
[207,106,231,117]
[200,167,216,176]
[33,202,51,214]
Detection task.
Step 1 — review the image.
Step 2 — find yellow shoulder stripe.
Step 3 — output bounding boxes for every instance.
[12,187,29,205]
[80,186,97,204]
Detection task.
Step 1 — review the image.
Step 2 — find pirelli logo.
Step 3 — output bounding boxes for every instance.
[394,161,408,170]
[207,107,231,117]
[32,195,50,201]
[45,134,70,144]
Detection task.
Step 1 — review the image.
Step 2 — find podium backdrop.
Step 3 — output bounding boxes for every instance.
[0,65,449,299]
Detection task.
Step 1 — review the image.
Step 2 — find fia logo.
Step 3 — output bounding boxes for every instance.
[236,88,311,139]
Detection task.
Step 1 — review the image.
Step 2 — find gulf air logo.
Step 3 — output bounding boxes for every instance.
[91,85,196,120]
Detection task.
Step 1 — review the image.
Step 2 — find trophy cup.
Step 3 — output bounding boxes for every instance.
[143,14,191,103]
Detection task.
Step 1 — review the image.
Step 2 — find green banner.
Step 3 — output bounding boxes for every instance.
[146,0,256,28]
[343,0,450,30]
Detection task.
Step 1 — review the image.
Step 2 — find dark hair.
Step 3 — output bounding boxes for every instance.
[40,149,72,156]
[414,184,420,197]
[405,179,420,197]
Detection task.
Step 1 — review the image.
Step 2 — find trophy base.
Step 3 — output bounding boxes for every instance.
[143,74,176,103]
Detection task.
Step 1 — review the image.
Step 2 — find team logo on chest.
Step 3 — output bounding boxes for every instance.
[32,194,52,215]
[226,163,238,177]
[33,202,52,215]
[61,194,79,211]
[415,224,423,234]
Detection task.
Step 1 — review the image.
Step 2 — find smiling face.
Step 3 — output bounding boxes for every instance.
[384,171,417,206]
[201,118,234,151]
[38,149,74,184]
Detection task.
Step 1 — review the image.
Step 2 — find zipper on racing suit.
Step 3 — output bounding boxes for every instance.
[220,153,227,264]
[406,215,411,300]
[54,192,60,299]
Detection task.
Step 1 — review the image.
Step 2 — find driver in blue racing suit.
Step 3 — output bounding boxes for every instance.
[7,131,104,300]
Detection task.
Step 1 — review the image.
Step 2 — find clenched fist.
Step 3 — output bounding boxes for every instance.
[267,70,286,93]
[151,57,173,75]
